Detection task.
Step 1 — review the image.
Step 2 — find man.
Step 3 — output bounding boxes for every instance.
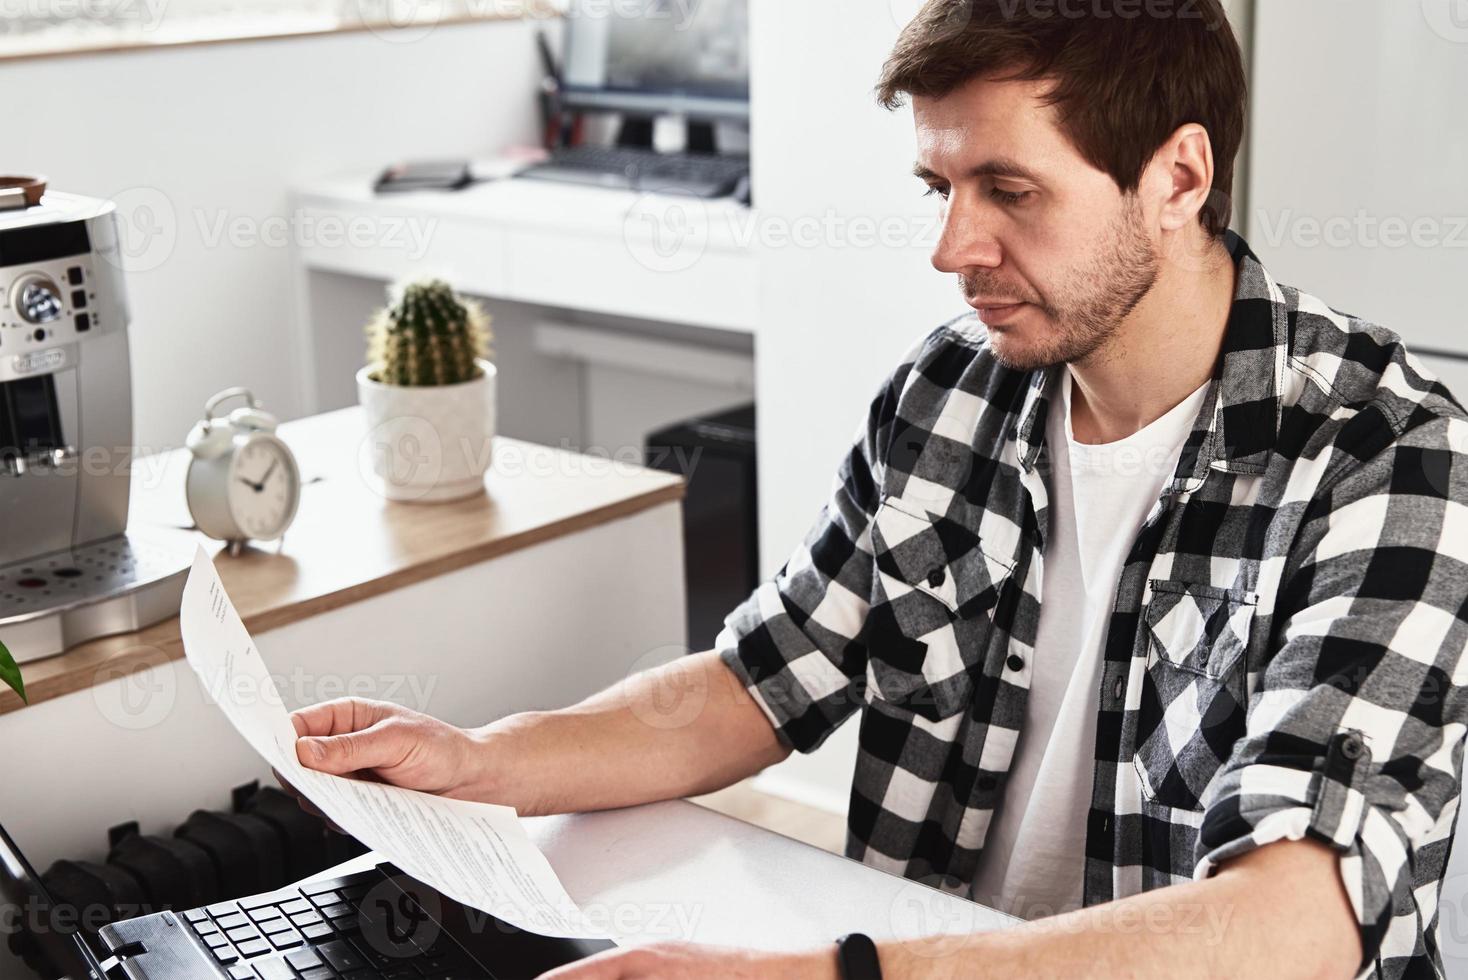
[290,2,1468,977]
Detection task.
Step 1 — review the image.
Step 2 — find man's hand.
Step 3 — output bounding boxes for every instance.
[535,942,838,980]
[287,697,491,798]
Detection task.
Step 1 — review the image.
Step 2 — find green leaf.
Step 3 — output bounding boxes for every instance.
[0,638,26,704]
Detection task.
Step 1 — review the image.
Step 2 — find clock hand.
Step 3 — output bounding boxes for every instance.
[238,476,263,492]
[261,458,279,485]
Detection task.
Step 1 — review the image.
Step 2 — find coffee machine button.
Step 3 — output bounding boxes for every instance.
[67,266,85,285]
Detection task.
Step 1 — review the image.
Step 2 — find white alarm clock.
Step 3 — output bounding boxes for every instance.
[185,387,301,553]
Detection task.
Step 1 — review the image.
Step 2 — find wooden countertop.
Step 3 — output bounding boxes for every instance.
[0,407,684,715]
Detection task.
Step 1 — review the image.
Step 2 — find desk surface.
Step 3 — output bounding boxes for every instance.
[292,172,760,335]
[0,408,682,715]
[317,799,1019,954]
[295,172,754,248]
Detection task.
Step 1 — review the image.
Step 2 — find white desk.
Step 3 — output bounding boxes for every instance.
[292,173,763,445]
[313,800,1020,954]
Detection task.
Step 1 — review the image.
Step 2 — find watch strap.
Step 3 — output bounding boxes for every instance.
[835,932,883,980]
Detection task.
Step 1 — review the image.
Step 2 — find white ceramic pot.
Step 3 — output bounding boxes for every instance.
[356,358,497,502]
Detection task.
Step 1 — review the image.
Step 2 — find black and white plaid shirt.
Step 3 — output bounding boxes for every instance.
[716,233,1468,979]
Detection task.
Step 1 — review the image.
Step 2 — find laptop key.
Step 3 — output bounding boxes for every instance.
[236,937,271,958]
[298,968,335,980]
[260,918,293,936]
[206,902,240,917]
[184,908,210,923]
[301,922,334,941]
[349,936,401,967]
[251,957,294,980]
[228,966,254,980]
[279,898,312,915]
[318,938,369,972]
[286,947,324,970]
[238,893,281,912]
[269,930,303,950]
[215,912,250,931]
[227,926,262,943]
[211,945,239,965]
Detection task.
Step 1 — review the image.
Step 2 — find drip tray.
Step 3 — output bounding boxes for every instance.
[0,533,192,665]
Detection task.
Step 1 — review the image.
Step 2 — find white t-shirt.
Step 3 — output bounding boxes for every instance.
[968,366,1212,919]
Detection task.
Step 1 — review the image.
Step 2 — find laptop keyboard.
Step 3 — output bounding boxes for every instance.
[182,873,482,979]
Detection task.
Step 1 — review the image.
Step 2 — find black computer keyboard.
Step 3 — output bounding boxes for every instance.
[183,870,476,979]
[516,145,750,198]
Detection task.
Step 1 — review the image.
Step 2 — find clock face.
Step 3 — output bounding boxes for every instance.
[226,435,300,540]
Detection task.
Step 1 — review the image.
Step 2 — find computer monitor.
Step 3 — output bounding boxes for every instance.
[559,0,750,121]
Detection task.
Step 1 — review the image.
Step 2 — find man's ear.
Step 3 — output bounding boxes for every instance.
[1153,123,1217,234]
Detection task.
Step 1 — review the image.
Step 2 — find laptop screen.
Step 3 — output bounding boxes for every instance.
[0,820,108,979]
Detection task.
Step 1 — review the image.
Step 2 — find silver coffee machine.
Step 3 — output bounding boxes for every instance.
[0,190,190,665]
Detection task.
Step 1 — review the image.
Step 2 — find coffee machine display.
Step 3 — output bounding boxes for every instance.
[0,191,191,667]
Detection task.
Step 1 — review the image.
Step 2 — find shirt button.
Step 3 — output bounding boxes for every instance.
[1111,677,1124,702]
[927,567,946,587]
[1340,734,1365,760]
[1006,654,1025,672]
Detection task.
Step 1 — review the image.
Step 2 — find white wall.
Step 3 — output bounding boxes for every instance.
[743,0,959,811]
[1246,0,1468,363]
[0,21,544,454]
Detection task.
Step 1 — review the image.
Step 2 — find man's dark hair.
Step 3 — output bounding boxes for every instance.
[876,0,1247,237]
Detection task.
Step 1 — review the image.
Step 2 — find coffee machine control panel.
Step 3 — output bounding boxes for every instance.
[0,254,106,345]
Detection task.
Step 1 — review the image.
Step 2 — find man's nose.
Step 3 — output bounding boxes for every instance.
[931,201,1002,274]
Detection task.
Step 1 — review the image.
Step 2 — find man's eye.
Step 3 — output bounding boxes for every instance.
[922,185,950,201]
[991,188,1032,206]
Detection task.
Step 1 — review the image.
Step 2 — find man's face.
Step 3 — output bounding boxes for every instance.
[914,75,1161,371]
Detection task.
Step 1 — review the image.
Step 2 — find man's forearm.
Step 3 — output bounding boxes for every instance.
[873,837,1361,980]
[463,650,790,816]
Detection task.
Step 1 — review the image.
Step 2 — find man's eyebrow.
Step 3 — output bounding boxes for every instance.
[912,159,1042,183]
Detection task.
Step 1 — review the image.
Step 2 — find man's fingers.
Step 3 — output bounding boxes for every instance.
[272,768,347,833]
[535,946,633,980]
[296,723,407,776]
[290,698,392,739]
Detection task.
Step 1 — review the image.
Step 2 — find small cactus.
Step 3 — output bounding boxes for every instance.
[365,278,492,387]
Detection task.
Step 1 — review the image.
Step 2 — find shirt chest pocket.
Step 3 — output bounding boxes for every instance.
[864,496,1016,722]
[1133,580,1257,811]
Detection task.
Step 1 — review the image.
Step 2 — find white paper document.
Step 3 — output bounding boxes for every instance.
[178,543,608,940]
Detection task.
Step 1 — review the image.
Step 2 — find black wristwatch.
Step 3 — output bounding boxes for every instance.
[835,932,883,980]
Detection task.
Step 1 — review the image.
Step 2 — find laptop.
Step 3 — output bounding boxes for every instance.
[1,819,616,979]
